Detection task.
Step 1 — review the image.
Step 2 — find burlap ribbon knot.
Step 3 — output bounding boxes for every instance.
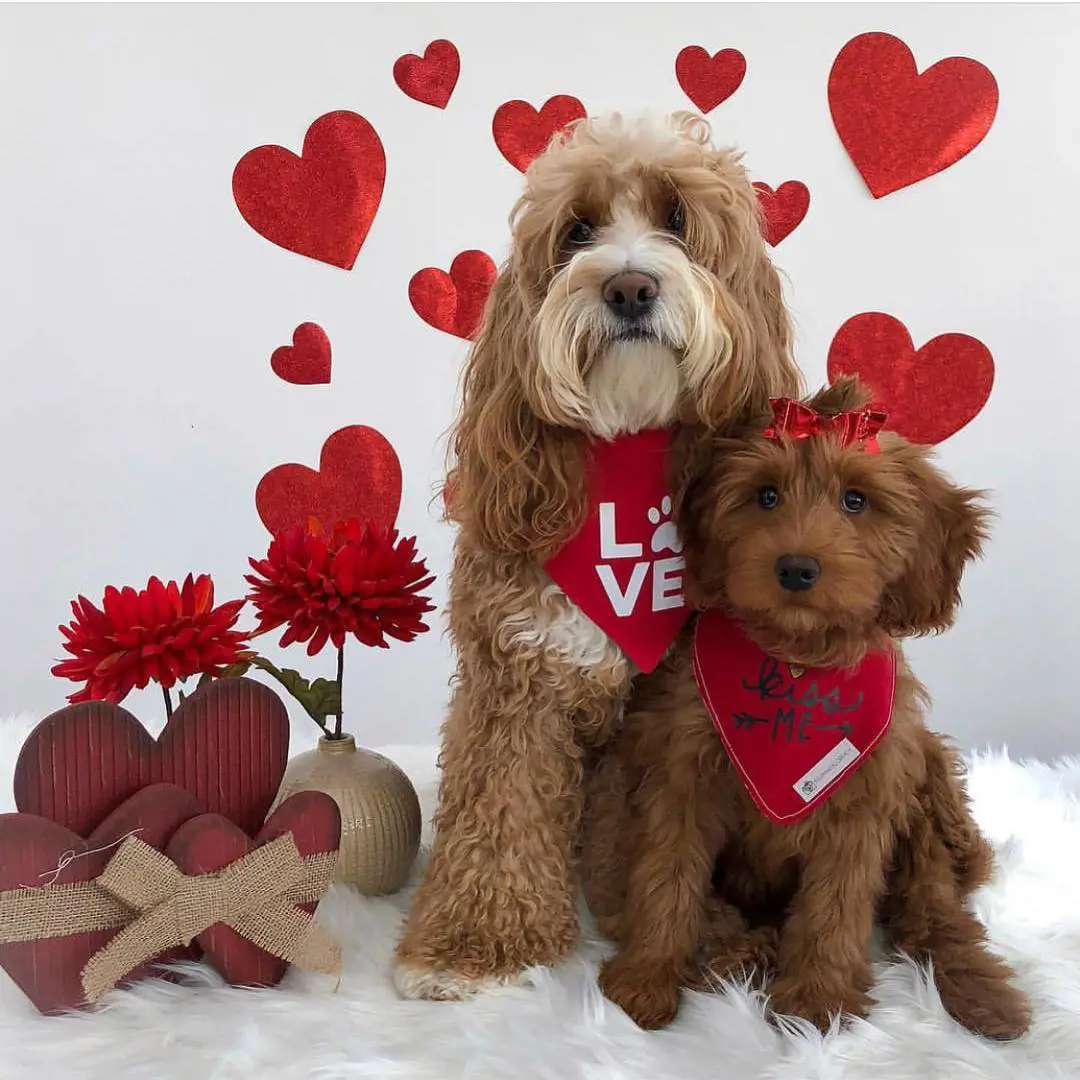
[0,833,340,1004]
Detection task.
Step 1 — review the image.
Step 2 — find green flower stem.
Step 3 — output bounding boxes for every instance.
[334,645,345,740]
[162,685,174,720]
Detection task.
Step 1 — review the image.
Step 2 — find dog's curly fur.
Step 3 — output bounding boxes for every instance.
[581,378,1032,1039]
[394,113,801,999]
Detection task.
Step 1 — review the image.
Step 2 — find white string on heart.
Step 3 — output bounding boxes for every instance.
[21,828,145,889]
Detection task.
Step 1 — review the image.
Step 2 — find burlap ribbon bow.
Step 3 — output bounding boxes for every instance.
[0,833,340,1003]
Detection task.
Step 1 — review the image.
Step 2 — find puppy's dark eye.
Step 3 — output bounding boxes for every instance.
[757,486,780,510]
[841,489,868,514]
[665,200,685,237]
[566,219,594,246]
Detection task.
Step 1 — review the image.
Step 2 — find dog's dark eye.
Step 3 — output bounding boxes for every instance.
[757,486,780,510]
[665,199,686,237]
[841,489,868,514]
[566,219,594,246]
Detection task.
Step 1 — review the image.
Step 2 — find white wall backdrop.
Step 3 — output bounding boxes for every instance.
[0,3,1077,757]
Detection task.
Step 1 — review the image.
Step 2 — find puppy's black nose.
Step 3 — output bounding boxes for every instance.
[775,554,821,592]
[603,271,659,319]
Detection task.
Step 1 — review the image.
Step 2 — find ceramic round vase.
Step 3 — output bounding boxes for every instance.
[272,734,422,896]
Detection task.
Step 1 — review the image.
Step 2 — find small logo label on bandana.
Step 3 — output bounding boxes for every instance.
[544,428,689,672]
[692,611,896,824]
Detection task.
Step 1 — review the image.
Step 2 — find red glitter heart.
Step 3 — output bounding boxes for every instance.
[675,46,746,113]
[256,424,402,535]
[828,32,998,199]
[232,111,386,269]
[167,791,340,989]
[753,182,810,246]
[492,95,586,172]
[393,39,460,109]
[826,312,994,445]
[409,250,497,340]
[0,785,201,1014]
[271,323,332,385]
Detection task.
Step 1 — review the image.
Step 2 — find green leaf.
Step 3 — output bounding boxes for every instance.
[245,656,340,726]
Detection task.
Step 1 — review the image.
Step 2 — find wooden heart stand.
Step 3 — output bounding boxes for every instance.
[0,678,343,1014]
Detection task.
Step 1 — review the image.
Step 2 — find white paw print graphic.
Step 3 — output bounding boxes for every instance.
[647,496,684,555]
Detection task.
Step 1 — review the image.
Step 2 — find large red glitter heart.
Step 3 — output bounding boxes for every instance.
[393,39,460,109]
[167,791,340,989]
[15,679,289,838]
[675,46,746,113]
[271,323,331,385]
[828,32,998,199]
[493,95,586,172]
[255,424,402,535]
[753,181,810,246]
[409,250,497,340]
[826,312,994,445]
[232,111,386,269]
[0,784,201,1013]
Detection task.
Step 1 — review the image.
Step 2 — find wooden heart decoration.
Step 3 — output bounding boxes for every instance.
[0,784,201,1013]
[675,46,747,113]
[393,39,460,109]
[409,250,497,340]
[232,111,386,269]
[493,95,586,172]
[167,790,340,988]
[753,182,810,246]
[828,32,998,198]
[15,678,289,837]
[255,424,402,535]
[271,323,332,385]
[826,312,994,445]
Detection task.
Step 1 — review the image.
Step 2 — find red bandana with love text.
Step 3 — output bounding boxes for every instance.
[544,428,689,672]
[692,611,896,825]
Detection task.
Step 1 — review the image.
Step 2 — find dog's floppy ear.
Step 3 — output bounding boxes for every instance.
[448,264,587,558]
[877,442,992,636]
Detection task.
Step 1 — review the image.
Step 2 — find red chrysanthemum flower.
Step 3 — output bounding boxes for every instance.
[245,518,436,656]
[52,574,251,704]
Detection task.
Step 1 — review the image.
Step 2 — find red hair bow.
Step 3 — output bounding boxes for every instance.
[764,398,888,452]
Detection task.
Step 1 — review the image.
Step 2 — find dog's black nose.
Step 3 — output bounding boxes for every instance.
[775,554,821,592]
[603,272,659,319]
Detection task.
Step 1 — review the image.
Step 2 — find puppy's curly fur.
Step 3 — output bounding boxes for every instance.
[581,378,1031,1039]
[394,113,800,999]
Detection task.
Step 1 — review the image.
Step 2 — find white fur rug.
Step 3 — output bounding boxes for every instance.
[2,712,1080,1080]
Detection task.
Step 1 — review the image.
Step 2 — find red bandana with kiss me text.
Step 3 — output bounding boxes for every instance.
[543,428,690,672]
[692,611,896,825]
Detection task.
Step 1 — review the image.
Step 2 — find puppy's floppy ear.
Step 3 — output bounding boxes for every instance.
[449,263,587,558]
[877,442,992,636]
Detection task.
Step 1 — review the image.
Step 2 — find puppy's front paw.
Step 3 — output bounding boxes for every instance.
[936,964,1032,1041]
[392,957,526,1002]
[769,978,872,1033]
[600,955,681,1030]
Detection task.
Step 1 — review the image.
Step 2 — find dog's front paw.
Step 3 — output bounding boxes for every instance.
[599,955,681,1030]
[392,956,527,1002]
[769,977,872,1033]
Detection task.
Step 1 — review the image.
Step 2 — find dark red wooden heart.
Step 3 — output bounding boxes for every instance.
[255,424,402,535]
[15,678,288,837]
[675,46,746,113]
[826,312,994,445]
[409,250,496,340]
[167,790,341,988]
[232,110,385,269]
[828,32,998,198]
[753,182,810,246]
[393,39,460,109]
[492,95,586,172]
[271,323,331,385]
[0,784,201,1013]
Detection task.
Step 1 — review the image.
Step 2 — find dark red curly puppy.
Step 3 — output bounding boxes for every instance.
[581,377,1031,1039]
